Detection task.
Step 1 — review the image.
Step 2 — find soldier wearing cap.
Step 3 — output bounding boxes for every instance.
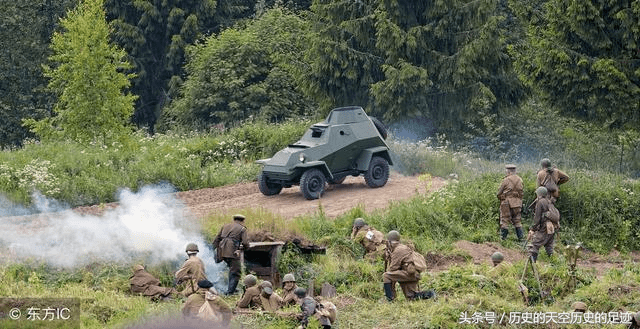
[497,164,524,241]
[175,243,207,297]
[213,214,250,295]
[258,281,283,312]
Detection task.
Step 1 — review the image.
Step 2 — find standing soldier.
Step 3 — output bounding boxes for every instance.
[537,158,569,203]
[382,230,434,301]
[213,214,250,295]
[175,243,207,297]
[129,264,176,301]
[527,187,555,262]
[497,164,524,241]
[351,218,386,259]
[281,273,300,306]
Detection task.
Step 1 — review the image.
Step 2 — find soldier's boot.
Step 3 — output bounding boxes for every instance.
[501,228,509,240]
[383,283,394,301]
[227,276,240,295]
[515,227,524,241]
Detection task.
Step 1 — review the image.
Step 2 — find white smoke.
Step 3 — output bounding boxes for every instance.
[0,185,228,290]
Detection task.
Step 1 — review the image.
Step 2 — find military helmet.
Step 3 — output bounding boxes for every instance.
[185,243,199,253]
[294,287,307,298]
[133,264,144,272]
[283,273,296,282]
[491,252,504,265]
[572,301,587,312]
[536,186,548,196]
[353,218,366,228]
[387,230,400,242]
[540,158,551,168]
[633,311,640,324]
[243,274,257,287]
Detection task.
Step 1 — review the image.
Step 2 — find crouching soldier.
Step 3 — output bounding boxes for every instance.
[382,230,435,301]
[295,288,337,329]
[236,274,261,309]
[129,264,176,301]
[258,281,283,312]
[182,280,232,327]
[351,218,386,259]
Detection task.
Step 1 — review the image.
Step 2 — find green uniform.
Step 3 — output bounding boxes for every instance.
[497,173,523,229]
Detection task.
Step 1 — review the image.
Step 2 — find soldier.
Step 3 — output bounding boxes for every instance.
[175,243,207,297]
[182,280,232,327]
[382,230,435,301]
[537,158,569,203]
[491,252,504,267]
[295,287,337,329]
[572,301,587,313]
[129,264,176,301]
[212,214,250,295]
[281,273,300,306]
[236,274,261,309]
[258,281,283,312]
[351,218,386,259]
[527,187,555,262]
[630,312,640,329]
[497,164,524,241]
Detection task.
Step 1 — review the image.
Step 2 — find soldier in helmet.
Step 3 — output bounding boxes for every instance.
[527,187,555,262]
[130,264,176,301]
[497,164,524,241]
[236,274,261,309]
[491,252,504,267]
[175,243,207,297]
[281,273,300,306]
[351,218,386,259]
[212,214,250,295]
[537,158,569,204]
[295,288,337,329]
[382,230,435,301]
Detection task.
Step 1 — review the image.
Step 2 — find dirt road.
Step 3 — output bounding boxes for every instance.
[175,172,446,219]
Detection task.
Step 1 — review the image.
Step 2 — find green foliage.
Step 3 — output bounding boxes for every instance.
[161,8,317,132]
[24,0,137,145]
[0,120,308,206]
[306,0,526,136]
[510,0,640,129]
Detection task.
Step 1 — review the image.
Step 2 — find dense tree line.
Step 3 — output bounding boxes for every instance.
[1,0,639,149]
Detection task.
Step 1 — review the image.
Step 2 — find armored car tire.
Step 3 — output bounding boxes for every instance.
[258,171,283,196]
[300,168,326,200]
[364,156,389,188]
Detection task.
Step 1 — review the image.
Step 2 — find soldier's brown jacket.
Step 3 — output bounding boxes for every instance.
[213,220,250,259]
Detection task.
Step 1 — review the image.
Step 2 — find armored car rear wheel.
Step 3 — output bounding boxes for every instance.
[258,171,283,196]
[300,168,326,200]
[364,156,389,188]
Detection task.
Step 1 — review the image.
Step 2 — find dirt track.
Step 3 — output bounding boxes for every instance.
[174,172,446,220]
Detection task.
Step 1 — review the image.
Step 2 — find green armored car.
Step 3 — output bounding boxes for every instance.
[256,106,392,200]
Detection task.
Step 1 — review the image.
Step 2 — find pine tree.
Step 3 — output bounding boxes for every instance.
[511,0,640,128]
[24,0,137,145]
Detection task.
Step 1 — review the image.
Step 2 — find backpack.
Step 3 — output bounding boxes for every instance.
[197,300,222,323]
[542,170,558,194]
[409,251,428,273]
[545,203,560,224]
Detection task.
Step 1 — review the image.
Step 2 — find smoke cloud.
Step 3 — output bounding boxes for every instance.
[0,185,228,291]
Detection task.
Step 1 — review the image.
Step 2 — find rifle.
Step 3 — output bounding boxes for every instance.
[383,240,391,271]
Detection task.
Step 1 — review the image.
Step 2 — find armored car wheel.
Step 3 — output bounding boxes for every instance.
[364,156,389,188]
[300,168,326,200]
[258,171,283,196]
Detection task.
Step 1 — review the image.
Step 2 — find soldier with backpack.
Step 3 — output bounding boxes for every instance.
[527,187,560,262]
[351,218,386,259]
[537,158,569,204]
[382,230,435,301]
[182,280,232,327]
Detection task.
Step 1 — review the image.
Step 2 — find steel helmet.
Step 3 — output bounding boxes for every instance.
[185,243,199,253]
[491,252,504,265]
[540,158,551,168]
[353,218,366,228]
[294,287,307,298]
[283,273,296,283]
[243,274,257,287]
[536,186,548,196]
[387,230,400,242]
[572,301,587,312]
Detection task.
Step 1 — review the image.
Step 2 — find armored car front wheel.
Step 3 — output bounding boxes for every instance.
[364,156,389,188]
[258,171,283,196]
[300,168,326,200]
